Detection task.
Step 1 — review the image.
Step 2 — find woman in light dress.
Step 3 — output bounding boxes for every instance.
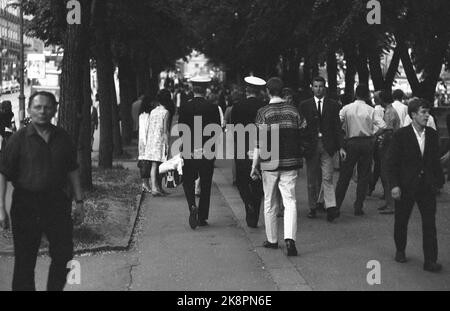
[138,91,171,196]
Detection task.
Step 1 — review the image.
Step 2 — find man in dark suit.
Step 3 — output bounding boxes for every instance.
[387,98,445,272]
[298,76,345,222]
[231,76,266,228]
[178,76,221,230]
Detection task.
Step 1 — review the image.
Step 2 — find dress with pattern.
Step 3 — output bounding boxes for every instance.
[138,105,169,162]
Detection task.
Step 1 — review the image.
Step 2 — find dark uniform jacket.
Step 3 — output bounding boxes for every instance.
[177,96,221,158]
[230,96,266,160]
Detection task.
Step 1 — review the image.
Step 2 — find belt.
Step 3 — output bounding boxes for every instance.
[347,136,373,140]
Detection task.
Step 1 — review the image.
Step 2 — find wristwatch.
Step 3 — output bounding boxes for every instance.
[75,199,84,204]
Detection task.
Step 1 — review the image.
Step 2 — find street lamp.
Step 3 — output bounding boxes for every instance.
[6,0,25,128]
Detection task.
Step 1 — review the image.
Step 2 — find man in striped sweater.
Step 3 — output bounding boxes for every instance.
[250,77,308,257]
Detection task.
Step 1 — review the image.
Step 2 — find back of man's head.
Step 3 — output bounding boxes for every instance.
[392,89,405,101]
[355,84,370,101]
[266,77,284,97]
[380,90,393,104]
[193,85,207,96]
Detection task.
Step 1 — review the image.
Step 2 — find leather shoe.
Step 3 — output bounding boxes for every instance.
[198,219,208,226]
[423,262,442,272]
[285,239,298,257]
[263,241,278,249]
[189,206,198,230]
[307,209,317,219]
[326,207,338,222]
[395,251,407,263]
[316,202,325,213]
[354,209,364,216]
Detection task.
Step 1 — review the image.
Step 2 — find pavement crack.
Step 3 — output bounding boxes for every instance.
[125,258,140,291]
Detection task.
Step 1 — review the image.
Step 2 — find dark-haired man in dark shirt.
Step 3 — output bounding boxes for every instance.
[0,91,84,291]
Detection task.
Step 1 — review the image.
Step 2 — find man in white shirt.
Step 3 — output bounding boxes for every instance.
[335,84,386,216]
[392,89,409,127]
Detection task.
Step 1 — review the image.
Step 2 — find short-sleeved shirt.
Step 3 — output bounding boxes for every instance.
[0,124,78,192]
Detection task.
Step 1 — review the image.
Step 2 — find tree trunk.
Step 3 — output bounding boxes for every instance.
[356,45,369,86]
[59,23,84,147]
[111,65,123,157]
[135,52,151,97]
[420,38,447,102]
[397,36,420,95]
[384,47,401,91]
[326,51,338,99]
[78,55,93,190]
[368,52,384,91]
[344,45,357,105]
[118,56,135,145]
[149,62,162,98]
[94,20,114,168]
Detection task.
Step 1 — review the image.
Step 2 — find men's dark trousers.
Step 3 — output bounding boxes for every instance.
[335,138,374,211]
[369,140,381,192]
[182,159,215,221]
[10,189,73,291]
[394,181,438,264]
[235,159,263,227]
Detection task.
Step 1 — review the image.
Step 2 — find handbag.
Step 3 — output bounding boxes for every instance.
[165,170,183,188]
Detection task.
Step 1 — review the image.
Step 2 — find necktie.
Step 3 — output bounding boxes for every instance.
[317,100,322,116]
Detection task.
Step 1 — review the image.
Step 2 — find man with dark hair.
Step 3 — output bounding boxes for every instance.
[178,77,221,229]
[251,77,308,256]
[387,98,444,272]
[335,84,386,216]
[392,89,408,127]
[298,76,345,222]
[0,91,84,291]
[231,76,267,228]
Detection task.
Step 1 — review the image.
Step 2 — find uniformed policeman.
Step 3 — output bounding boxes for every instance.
[178,76,221,229]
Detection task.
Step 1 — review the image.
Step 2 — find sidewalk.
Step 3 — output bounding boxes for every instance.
[215,159,450,291]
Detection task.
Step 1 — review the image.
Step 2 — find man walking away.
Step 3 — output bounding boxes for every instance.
[335,84,386,216]
[387,98,444,272]
[178,77,221,229]
[251,77,308,256]
[231,76,266,228]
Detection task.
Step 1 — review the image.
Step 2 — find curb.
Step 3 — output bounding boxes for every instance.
[0,194,144,257]
[213,166,313,291]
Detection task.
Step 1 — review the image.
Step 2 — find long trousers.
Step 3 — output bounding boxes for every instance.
[335,137,374,211]
[394,180,438,264]
[235,159,263,227]
[182,159,215,221]
[10,189,73,291]
[262,170,298,243]
[306,139,336,210]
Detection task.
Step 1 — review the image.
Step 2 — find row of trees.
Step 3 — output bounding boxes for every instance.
[22,0,450,191]
[24,0,195,190]
[191,0,450,103]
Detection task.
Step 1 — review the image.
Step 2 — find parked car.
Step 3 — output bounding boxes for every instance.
[1,81,12,94]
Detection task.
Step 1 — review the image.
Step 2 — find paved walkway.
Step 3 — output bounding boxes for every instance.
[1,123,449,290]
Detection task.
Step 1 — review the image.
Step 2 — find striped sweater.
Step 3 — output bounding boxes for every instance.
[255,97,307,171]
